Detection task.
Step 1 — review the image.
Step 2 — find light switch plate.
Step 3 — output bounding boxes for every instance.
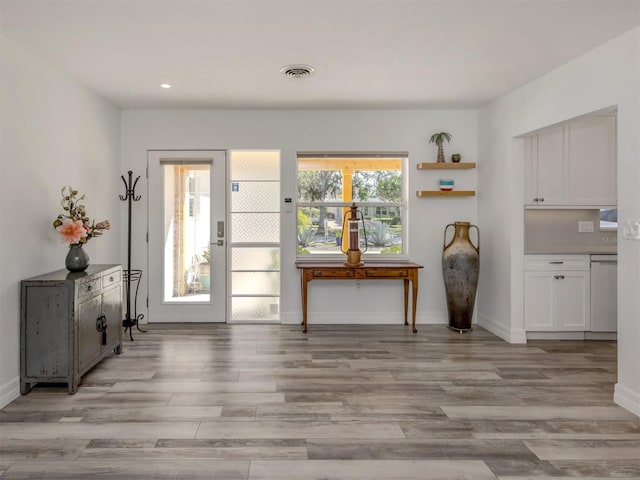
[622,220,640,240]
[578,221,594,233]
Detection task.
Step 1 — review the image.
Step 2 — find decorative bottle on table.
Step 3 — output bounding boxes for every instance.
[442,221,479,332]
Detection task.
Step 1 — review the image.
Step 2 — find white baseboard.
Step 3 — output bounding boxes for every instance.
[0,375,20,410]
[477,313,526,344]
[526,331,617,341]
[584,331,617,340]
[280,311,449,326]
[527,331,587,340]
[614,382,640,417]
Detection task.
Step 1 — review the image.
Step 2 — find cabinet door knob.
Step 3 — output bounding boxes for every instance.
[96,315,108,345]
[539,197,544,202]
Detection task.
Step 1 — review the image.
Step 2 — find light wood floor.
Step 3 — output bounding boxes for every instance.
[1,323,638,479]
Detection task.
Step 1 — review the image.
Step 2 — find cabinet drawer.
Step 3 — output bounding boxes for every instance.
[102,269,121,289]
[78,278,100,301]
[313,269,355,278]
[524,255,589,271]
[365,268,408,278]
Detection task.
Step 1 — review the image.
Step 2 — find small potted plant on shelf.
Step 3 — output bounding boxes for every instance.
[429,131,452,163]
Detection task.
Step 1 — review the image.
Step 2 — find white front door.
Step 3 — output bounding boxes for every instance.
[147,150,226,322]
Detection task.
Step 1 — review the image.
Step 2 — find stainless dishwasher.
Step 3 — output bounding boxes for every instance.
[590,254,617,332]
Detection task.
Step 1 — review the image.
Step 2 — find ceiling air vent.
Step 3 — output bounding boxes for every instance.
[280,64,316,78]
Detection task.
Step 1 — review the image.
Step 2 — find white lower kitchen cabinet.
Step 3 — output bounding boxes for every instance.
[524,255,590,331]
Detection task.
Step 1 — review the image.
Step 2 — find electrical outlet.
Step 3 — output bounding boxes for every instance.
[578,221,594,233]
[623,220,640,240]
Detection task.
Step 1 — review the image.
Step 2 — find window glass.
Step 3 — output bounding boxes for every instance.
[599,208,617,230]
[296,153,406,258]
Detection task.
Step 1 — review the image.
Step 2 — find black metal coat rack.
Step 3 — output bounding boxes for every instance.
[120,170,145,340]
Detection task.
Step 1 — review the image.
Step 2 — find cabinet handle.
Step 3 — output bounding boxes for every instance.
[96,315,107,345]
[549,261,564,264]
[554,275,565,279]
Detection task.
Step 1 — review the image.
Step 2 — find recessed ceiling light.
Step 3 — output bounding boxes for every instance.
[280,64,316,78]
[160,83,172,89]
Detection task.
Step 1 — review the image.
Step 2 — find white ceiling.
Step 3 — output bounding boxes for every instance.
[1,0,639,109]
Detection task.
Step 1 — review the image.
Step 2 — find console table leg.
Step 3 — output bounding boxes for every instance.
[403,279,409,325]
[412,275,419,333]
[301,274,308,333]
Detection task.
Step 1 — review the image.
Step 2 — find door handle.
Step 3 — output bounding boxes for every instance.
[217,221,224,238]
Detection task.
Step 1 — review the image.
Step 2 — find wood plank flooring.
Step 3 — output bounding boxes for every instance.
[1,324,638,479]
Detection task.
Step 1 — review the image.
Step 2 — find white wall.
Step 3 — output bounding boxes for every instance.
[478,28,640,415]
[0,36,121,408]
[121,109,478,327]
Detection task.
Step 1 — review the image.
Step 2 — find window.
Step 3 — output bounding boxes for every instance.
[296,152,406,259]
[599,208,617,231]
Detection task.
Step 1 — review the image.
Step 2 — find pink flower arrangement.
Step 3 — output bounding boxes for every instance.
[53,187,110,245]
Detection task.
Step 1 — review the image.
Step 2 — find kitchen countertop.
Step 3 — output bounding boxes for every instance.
[524,247,617,255]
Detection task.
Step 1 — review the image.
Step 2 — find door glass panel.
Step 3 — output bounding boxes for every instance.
[162,164,211,302]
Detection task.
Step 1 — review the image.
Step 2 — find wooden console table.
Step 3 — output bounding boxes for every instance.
[295,261,423,333]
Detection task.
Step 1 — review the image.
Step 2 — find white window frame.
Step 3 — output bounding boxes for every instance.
[295,151,408,262]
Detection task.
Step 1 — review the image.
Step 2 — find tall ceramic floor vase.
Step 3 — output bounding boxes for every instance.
[442,222,479,332]
[65,243,90,272]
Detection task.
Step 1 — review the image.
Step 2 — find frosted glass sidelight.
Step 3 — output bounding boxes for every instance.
[231,272,280,295]
[231,213,280,243]
[231,151,280,181]
[232,247,280,271]
[231,182,280,212]
[229,150,281,323]
[231,297,280,320]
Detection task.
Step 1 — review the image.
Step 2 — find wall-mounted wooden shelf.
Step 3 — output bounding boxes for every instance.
[416,190,476,197]
[417,162,476,170]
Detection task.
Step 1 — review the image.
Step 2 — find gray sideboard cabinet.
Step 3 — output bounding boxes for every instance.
[20,264,123,394]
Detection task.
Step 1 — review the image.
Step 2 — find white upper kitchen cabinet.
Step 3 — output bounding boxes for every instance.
[568,115,617,206]
[524,114,616,207]
[525,124,568,205]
